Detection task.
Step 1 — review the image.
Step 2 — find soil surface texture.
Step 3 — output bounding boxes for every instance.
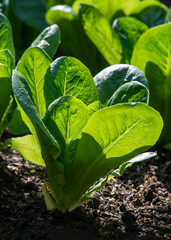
[0,131,171,240]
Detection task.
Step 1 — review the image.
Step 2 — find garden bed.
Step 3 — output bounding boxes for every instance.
[0,131,171,240]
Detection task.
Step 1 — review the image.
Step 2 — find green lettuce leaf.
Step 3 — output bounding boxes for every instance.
[0,13,15,57]
[79,4,122,65]
[12,70,64,207]
[131,22,171,144]
[73,0,141,21]
[130,0,168,27]
[44,56,98,107]
[31,24,61,59]
[94,64,148,106]
[107,81,149,106]
[17,47,51,119]
[64,102,163,208]
[113,16,148,63]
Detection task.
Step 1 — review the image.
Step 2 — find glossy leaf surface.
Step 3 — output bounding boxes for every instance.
[107,81,149,106]
[31,24,61,59]
[94,64,148,106]
[44,56,98,107]
[17,47,51,119]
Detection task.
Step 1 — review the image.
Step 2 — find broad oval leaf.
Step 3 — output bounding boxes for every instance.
[130,1,168,28]
[0,13,15,57]
[17,47,51,119]
[66,102,163,204]
[31,24,61,59]
[131,22,171,144]
[79,4,122,65]
[113,16,148,63]
[94,64,148,106]
[107,81,149,106]
[44,56,98,107]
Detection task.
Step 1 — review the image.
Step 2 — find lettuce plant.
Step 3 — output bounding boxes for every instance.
[131,22,171,147]
[2,46,163,212]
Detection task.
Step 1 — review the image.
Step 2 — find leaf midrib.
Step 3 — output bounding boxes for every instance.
[33,53,44,118]
[67,115,144,200]
[102,116,144,156]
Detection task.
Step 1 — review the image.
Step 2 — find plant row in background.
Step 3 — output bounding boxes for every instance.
[1,1,170,71]
[46,0,171,146]
[46,0,170,73]
[0,0,170,211]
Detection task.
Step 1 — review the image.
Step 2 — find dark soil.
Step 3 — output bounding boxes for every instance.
[0,131,171,240]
